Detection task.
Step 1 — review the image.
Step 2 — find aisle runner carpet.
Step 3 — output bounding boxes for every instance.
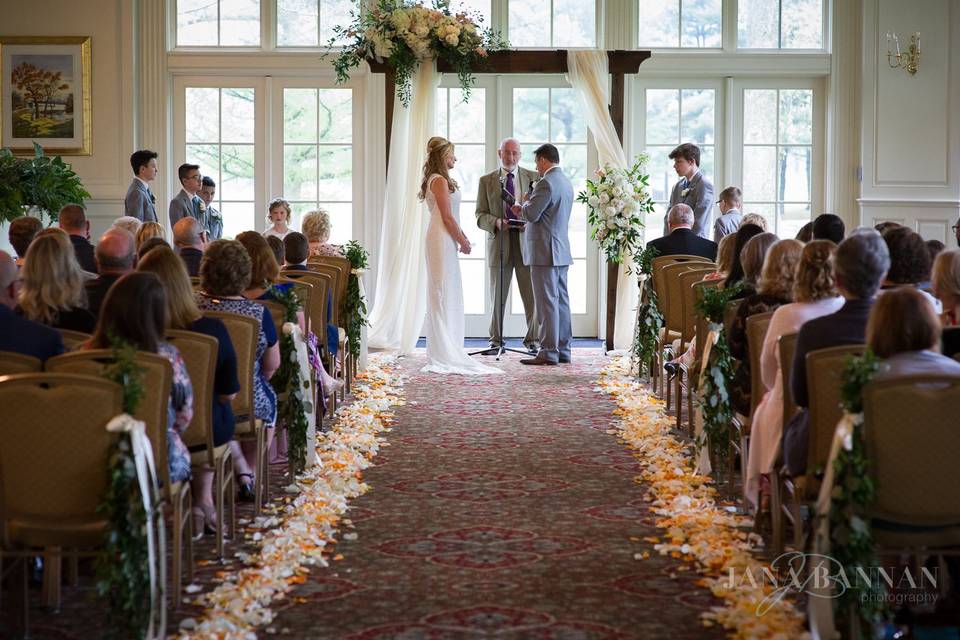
[269,349,724,639]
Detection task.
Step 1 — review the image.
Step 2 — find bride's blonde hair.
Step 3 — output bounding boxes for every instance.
[418,136,458,200]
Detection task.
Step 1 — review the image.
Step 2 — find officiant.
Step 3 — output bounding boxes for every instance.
[475,138,540,354]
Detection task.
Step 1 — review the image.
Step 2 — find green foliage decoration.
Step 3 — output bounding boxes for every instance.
[270,285,313,473]
[631,245,663,377]
[0,143,91,224]
[342,240,370,360]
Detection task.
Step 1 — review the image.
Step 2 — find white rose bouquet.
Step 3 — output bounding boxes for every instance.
[576,154,655,265]
[329,0,508,106]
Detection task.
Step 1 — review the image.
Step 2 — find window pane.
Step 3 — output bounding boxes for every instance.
[278,0,319,46]
[743,145,777,201]
[221,201,255,239]
[461,258,486,314]
[680,89,714,143]
[316,146,351,200]
[741,202,775,231]
[318,89,352,142]
[513,88,549,142]
[459,206,486,252]
[221,145,256,200]
[186,145,220,184]
[317,202,352,244]
[782,0,822,49]
[779,146,811,202]
[221,88,255,143]
[285,89,318,143]
[186,88,219,142]
[178,0,218,46]
[779,203,811,239]
[570,201,587,258]
[743,89,777,144]
[551,89,587,143]
[638,0,679,47]
[554,0,595,46]
[555,144,587,187]
[698,146,715,184]
[284,145,317,199]
[681,0,722,48]
[220,0,261,46]
[569,258,587,314]
[737,0,778,48]
[450,144,485,202]
[320,0,355,45]
[646,90,679,144]
[449,88,485,144]
[778,89,812,144]
[646,146,674,202]
[509,0,549,47]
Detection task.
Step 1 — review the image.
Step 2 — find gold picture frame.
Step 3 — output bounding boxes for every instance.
[0,36,92,155]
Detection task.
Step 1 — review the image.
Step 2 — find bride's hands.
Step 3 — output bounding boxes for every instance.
[458,239,472,255]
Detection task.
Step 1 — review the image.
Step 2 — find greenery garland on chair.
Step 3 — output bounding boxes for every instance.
[831,350,890,638]
[94,336,152,640]
[270,285,313,474]
[342,240,370,360]
[693,284,744,470]
[630,245,663,378]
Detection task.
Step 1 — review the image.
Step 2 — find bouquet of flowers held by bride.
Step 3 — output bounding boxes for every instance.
[329,0,507,106]
[577,154,655,265]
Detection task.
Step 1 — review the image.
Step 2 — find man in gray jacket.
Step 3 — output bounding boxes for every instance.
[662,142,715,239]
[511,144,573,366]
[124,149,159,222]
[169,163,207,229]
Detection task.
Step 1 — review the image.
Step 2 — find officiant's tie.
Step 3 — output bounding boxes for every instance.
[504,172,516,221]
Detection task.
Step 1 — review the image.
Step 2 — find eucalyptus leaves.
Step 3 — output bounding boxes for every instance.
[342,240,370,360]
[631,245,663,378]
[270,285,312,473]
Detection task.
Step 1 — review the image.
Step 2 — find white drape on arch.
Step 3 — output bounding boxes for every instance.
[367,62,440,354]
[566,50,639,352]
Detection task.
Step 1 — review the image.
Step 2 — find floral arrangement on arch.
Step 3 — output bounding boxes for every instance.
[329,0,508,106]
[576,154,655,265]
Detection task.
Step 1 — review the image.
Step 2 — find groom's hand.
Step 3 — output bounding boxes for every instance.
[510,203,522,217]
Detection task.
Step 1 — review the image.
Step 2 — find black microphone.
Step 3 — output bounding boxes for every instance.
[499,175,516,205]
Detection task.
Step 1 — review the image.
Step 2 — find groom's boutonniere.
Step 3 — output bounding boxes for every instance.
[680,187,691,198]
[198,200,206,214]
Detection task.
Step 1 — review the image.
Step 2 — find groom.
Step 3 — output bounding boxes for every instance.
[511,144,573,366]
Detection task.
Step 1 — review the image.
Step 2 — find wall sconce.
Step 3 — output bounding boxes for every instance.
[886,31,920,75]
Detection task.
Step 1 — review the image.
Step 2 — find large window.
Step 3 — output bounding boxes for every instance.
[282,88,353,244]
[638,0,722,48]
[509,0,595,47]
[737,0,823,49]
[177,0,261,46]
[184,87,257,238]
[276,0,353,46]
[741,88,813,237]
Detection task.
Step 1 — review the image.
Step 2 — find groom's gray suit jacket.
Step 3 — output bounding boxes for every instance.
[520,167,574,267]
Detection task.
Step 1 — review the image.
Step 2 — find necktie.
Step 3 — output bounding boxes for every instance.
[504,172,516,221]
[148,188,156,204]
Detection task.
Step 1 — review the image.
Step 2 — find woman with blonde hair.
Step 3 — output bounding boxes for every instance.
[745,240,844,511]
[18,229,96,332]
[301,208,343,257]
[264,198,293,241]
[420,136,500,375]
[932,249,960,326]
[704,233,737,281]
[136,221,166,252]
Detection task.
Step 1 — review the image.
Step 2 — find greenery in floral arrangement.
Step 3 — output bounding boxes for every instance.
[631,245,663,378]
[327,0,508,106]
[95,335,152,640]
[0,143,91,224]
[577,155,655,265]
[693,284,744,465]
[270,285,312,473]
[342,240,370,360]
[831,350,889,637]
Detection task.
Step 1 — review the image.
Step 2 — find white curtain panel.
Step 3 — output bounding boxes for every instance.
[367,62,439,354]
[566,50,639,352]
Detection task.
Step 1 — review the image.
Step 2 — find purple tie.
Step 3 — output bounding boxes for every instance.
[504,172,516,221]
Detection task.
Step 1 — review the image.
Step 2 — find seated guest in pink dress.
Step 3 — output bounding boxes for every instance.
[745,240,844,510]
[302,208,343,258]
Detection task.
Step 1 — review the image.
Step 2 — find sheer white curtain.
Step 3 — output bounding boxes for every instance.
[566,50,639,352]
[367,63,439,354]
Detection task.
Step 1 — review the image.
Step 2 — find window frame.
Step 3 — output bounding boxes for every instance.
[504,0,601,49]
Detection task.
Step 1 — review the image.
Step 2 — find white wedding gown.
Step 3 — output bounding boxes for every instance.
[422,174,502,375]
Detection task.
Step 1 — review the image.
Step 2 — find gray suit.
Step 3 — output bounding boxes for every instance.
[662,170,715,239]
[475,166,539,349]
[519,166,573,363]
[169,189,205,228]
[124,179,157,222]
[713,208,743,242]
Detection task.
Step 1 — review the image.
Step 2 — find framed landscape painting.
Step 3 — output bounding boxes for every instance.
[0,36,91,155]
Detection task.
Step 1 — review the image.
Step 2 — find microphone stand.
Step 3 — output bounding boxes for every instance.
[469,175,531,360]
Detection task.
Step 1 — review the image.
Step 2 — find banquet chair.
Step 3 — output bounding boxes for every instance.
[660,262,715,409]
[0,352,41,375]
[281,270,336,416]
[306,258,351,397]
[56,329,91,352]
[770,331,799,554]
[742,311,775,485]
[673,267,717,431]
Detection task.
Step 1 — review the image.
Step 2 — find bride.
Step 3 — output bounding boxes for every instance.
[420,137,502,375]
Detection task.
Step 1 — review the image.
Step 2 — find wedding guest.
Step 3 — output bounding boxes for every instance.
[880,225,940,313]
[169,164,205,228]
[236,231,281,301]
[17,230,96,333]
[136,221,166,253]
[875,220,902,236]
[173,217,206,277]
[646,203,717,261]
[713,186,743,242]
[795,222,814,243]
[86,227,136,317]
[703,233,737,281]
[728,238,802,416]
[722,223,765,291]
[87,272,194,484]
[124,149,159,222]
[302,208,343,257]
[8,216,42,267]
[954,215,960,247]
[199,177,223,240]
[263,198,293,240]
[112,215,142,237]
[932,249,960,326]
[868,287,960,378]
[266,235,285,266]
[283,232,310,270]
[0,250,64,361]
[138,246,239,533]
[195,240,279,500]
[926,239,945,269]
[740,213,769,231]
[138,237,170,260]
[662,142,714,239]
[58,204,97,273]
[745,240,844,510]
[812,213,845,244]
[782,230,889,477]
